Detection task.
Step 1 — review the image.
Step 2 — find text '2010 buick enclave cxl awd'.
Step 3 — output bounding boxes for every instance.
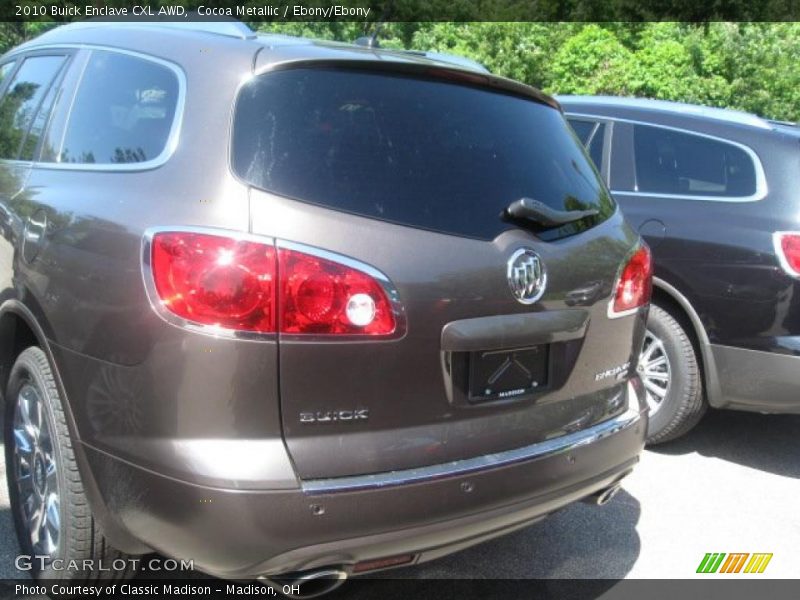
[0,22,649,594]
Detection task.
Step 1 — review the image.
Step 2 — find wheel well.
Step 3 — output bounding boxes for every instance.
[650,286,706,381]
[0,312,39,401]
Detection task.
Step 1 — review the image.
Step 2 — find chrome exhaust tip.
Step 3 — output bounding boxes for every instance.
[258,568,348,599]
[583,483,621,506]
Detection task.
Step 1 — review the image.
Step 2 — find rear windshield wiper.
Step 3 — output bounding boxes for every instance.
[504,197,598,228]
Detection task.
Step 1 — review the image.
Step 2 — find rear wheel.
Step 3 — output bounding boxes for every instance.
[4,346,135,582]
[639,305,706,444]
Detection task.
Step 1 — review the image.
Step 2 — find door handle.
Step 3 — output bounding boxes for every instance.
[24,214,46,242]
[22,209,48,263]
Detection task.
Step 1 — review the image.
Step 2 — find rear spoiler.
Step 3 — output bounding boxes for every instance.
[396,50,491,74]
[255,58,560,111]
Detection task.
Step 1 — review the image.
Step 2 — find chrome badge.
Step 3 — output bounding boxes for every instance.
[507,248,547,304]
[300,409,369,424]
[594,362,631,382]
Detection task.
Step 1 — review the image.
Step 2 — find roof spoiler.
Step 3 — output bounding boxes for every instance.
[419,51,490,74]
[389,49,489,74]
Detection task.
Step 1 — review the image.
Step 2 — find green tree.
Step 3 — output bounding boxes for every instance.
[547,24,638,96]
[2,20,799,122]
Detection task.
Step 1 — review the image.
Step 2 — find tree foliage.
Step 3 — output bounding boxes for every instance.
[1,21,798,121]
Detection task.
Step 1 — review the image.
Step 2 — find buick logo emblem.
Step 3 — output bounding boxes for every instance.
[507,248,547,304]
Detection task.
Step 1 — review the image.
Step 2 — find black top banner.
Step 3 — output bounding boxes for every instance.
[4,0,800,23]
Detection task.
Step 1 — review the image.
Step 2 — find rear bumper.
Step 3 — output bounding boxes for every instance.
[81,379,646,579]
[710,344,800,413]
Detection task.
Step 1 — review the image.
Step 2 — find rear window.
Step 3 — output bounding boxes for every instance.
[233,68,615,241]
[633,124,758,198]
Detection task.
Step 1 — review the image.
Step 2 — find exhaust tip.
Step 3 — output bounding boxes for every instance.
[583,483,621,506]
[597,484,620,505]
[259,568,348,599]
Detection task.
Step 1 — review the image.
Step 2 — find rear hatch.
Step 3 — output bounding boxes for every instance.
[234,61,644,479]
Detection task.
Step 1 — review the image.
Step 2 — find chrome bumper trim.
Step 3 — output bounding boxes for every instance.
[302,381,644,495]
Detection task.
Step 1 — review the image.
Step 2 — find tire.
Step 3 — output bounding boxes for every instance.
[639,305,707,444]
[3,346,136,583]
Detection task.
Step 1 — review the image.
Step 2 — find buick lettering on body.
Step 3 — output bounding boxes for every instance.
[0,21,649,595]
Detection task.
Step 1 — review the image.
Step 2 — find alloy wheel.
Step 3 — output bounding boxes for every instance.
[12,381,60,557]
[638,330,672,415]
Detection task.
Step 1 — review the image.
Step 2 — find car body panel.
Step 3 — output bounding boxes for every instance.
[79,378,644,578]
[251,189,643,478]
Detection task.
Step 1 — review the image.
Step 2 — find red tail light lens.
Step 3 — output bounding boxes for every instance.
[151,232,277,333]
[148,231,397,337]
[610,244,653,318]
[774,232,800,277]
[279,248,396,335]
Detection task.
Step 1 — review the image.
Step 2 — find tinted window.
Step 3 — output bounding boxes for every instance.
[568,119,596,145]
[588,123,605,169]
[20,67,64,161]
[0,55,65,160]
[59,51,179,164]
[0,62,15,88]
[233,68,615,241]
[633,124,757,197]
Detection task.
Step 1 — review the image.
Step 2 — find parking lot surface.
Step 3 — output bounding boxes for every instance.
[1,409,798,582]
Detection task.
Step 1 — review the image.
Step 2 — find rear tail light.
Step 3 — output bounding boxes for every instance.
[145,230,398,337]
[609,244,652,318]
[278,246,396,335]
[774,232,800,277]
[151,232,277,333]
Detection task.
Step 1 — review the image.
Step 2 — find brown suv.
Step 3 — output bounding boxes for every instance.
[0,21,648,594]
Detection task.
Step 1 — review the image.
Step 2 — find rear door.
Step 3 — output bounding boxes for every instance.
[236,65,644,479]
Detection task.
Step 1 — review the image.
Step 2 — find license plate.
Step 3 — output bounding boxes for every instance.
[468,345,549,402]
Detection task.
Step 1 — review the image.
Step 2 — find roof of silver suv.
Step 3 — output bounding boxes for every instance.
[15,21,560,110]
[21,20,491,74]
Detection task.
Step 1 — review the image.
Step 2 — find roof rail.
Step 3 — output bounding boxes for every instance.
[45,19,257,41]
[153,20,257,40]
[557,95,772,130]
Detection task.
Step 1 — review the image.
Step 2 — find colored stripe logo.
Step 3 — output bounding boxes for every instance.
[697,553,773,574]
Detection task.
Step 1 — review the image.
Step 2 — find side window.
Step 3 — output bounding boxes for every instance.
[587,123,605,169]
[568,119,596,145]
[0,55,66,160]
[0,61,16,88]
[633,124,757,198]
[20,66,65,161]
[568,118,605,171]
[58,51,180,165]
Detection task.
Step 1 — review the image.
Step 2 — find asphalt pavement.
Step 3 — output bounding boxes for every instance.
[1,408,798,583]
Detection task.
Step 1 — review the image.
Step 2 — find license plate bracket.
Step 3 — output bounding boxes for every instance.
[468,345,549,402]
